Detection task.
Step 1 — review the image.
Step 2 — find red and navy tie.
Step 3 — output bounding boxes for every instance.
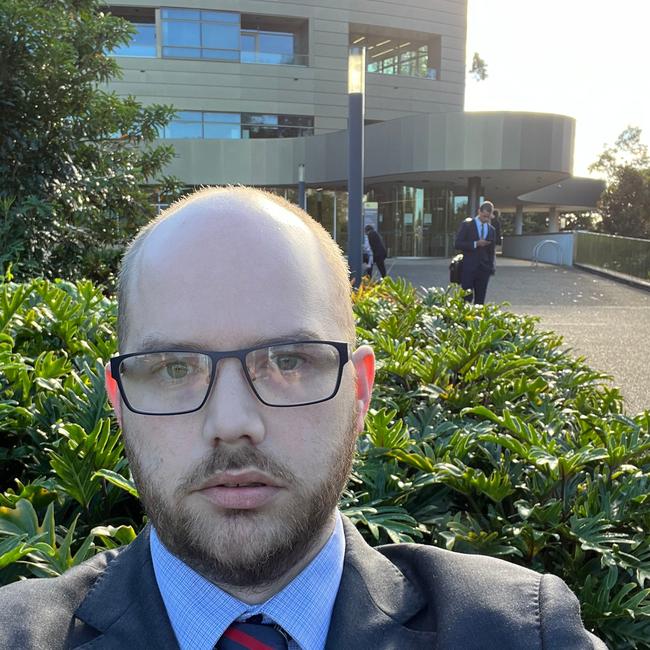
[216,615,289,650]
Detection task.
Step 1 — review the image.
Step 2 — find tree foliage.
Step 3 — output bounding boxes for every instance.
[0,0,180,282]
[468,52,488,81]
[590,127,650,239]
[0,276,649,647]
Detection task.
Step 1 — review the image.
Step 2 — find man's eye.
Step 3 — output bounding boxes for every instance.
[164,362,190,379]
[271,355,303,372]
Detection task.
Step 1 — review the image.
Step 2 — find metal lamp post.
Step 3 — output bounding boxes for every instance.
[347,46,365,287]
[298,163,306,210]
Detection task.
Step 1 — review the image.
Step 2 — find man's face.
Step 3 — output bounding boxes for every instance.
[110,194,373,589]
[479,208,492,223]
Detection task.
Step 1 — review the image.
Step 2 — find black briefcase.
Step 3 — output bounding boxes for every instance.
[449,254,464,284]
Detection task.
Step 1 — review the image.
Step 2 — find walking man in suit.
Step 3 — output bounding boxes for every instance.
[0,187,605,649]
[454,200,497,304]
[364,224,387,278]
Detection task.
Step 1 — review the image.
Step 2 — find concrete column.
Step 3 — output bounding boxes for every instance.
[548,206,559,233]
[468,176,481,219]
[514,204,523,235]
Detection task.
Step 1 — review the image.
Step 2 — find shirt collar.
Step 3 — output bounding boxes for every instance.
[150,512,345,650]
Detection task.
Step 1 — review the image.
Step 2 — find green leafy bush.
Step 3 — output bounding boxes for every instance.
[0,275,648,648]
[0,276,138,583]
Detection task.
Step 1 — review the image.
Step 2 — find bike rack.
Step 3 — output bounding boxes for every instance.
[532,240,564,266]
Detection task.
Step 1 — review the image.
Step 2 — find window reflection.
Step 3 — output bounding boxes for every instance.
[108,6,156,58]
[162,112,314,139]
[112,23,156,57]
[350,30,441,79]
[109,7,308,66]
[161,9,240,61]
[241,31,295,64]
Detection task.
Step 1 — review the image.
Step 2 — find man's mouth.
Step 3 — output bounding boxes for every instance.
[195,471,283,510]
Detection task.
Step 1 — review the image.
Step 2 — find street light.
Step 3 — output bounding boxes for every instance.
[298,163,306,210]
[347,46,365,287]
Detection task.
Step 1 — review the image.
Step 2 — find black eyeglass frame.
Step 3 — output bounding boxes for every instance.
[109,340,350,415]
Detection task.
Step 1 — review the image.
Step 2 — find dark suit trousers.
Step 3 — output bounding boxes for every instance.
[373,257,387,278]
[461,266,490,304]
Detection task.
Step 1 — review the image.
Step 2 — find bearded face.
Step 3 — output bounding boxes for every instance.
[124,399,358,587]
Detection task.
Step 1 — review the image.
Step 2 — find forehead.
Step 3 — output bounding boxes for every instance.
[124,193,342,351]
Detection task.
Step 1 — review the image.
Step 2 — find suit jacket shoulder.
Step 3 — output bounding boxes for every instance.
[0,528,178,649]
[327,517,607,649]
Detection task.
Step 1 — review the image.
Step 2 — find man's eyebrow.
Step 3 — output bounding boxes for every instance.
[136,330,326,352]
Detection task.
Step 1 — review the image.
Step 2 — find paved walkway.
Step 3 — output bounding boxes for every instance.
[386,257,650,416]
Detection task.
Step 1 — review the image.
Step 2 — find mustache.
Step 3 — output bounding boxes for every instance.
[177,445,297,494]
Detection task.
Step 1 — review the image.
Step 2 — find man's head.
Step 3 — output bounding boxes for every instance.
[105,187,374,592]
[478,201,494,224]
[364,225,373,233]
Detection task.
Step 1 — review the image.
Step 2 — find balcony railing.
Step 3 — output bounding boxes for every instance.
[574,231,650,282]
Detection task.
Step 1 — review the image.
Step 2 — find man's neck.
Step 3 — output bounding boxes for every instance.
[211,511,338,604]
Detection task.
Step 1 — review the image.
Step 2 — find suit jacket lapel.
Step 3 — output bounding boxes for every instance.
[74,526,179,649]
[326,518,437,649]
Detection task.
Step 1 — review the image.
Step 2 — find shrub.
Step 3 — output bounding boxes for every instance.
[0,275,649,647]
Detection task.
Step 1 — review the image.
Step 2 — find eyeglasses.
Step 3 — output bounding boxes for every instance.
[109,340,350,415]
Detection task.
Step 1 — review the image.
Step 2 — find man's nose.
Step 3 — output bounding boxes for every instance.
[200,358,266,446]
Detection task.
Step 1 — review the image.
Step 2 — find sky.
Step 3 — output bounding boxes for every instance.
[464,0,650,178]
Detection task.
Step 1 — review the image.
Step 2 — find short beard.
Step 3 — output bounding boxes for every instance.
[123,405,358,589]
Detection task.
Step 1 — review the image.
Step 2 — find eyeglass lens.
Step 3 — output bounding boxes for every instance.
[117,342,342,414]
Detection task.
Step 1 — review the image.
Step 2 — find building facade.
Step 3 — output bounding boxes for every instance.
[107,0,601,256]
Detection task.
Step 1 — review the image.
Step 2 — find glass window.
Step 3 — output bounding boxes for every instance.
[163,20,200,48]
[279,115,312,127]
[240,34,256,62]
[204,113,240,123]
[161,9,241,60]
[204,123,240,139]
[240,29,296,64]
[164,111,202,139]
[202,10,239,23]
[352,32,434,79]
[243,114,278,126]
[165,121,202,139]
[112,23,156,57]
[258,32,294,64]
[176,111,202,121]
[159,112,312,140]
[161,8,200,20]
[202,23,239,50]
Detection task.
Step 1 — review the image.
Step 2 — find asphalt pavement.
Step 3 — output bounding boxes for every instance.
[385,256,650,416]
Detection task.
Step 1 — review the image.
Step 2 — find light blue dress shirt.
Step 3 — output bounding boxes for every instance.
[473,215,486,247]
[150,512,345,650]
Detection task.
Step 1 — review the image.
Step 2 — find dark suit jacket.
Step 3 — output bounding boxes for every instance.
[366,229,387,261]
[0,517,606,649]
[454,217,496,275]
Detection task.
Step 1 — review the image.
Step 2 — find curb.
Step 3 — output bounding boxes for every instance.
[573,263,650,293]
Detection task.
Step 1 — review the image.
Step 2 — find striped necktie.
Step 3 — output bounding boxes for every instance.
[216,615,289,650]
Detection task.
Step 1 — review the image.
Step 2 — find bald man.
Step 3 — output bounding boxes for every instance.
[0,188,605,649]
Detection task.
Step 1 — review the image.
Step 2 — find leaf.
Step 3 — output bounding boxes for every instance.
[93,469,139,498]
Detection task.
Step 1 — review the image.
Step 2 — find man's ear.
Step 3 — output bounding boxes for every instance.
[105,362,123,426]
[351,344,375,433]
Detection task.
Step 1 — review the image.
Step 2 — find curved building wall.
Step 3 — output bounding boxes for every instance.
[107,0,467,133]
[160,112,575,188]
